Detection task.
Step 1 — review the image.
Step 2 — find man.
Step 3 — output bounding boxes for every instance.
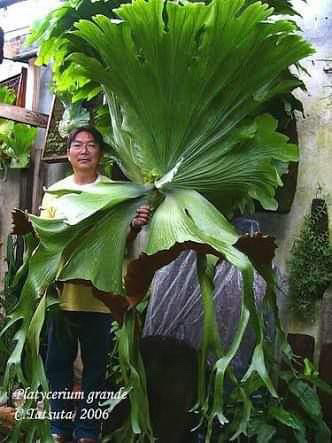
[41,127,150,443]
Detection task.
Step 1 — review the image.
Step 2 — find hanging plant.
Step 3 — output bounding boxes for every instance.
[2,0,315,441]
[288,198,332,322]
[0,86,37,178]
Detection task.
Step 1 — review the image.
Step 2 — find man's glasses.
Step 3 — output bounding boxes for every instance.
[70,141,99,151]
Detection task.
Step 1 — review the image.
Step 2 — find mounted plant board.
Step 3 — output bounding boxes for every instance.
[41,96,68,163]
[41,95,104,163]
[0,68,27,107]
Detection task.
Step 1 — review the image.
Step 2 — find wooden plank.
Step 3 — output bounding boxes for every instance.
[43,155,68,164]
[0,104,48,128]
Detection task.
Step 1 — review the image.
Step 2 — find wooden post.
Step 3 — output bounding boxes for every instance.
[28,59,45,215]
[16,61,49,215]
[16,67,27,108]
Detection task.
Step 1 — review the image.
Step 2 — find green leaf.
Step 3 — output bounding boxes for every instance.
[240,266,277,397]
[288,379,322,419]
[118,310,153,439]
[1,218,77,389]
[210,304,250,424]
[0,118,36,170]
[294,429,308,443]
[315,420,331,443]
[8,124,37,168]
[145,189,239,257]
[103,92,145,183]
[242,343,277,397]
[0,85,16,104]
[254,422,277,443]
[47,181,149,224]
[27,0,117,96]
[0,119,14,137]
[59,197,146,292]
[229,387,252,440]
[255,0,303,17]
[269,406,306,432]
[58,101,90,137]
[26,293,47,356]
[304,375,332,396]
[195,254,223,429]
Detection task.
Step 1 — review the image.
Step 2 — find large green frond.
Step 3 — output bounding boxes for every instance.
[47,181,149,223]
[59,198,146,292]
[68,0,312,209]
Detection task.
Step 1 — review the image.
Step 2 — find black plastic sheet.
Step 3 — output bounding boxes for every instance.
[143,217,281,375]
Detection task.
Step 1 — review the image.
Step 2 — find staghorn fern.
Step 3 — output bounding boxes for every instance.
[0,86,37,176]
[2,0,315,441]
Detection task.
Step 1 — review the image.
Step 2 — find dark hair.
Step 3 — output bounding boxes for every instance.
[67,126,105,151]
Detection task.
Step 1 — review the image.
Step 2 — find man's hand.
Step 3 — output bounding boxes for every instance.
[130,205,151,232]
[11,208,33,235]
[127,205,151,245]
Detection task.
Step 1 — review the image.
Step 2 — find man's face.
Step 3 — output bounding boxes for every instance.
[68,130,103,173]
